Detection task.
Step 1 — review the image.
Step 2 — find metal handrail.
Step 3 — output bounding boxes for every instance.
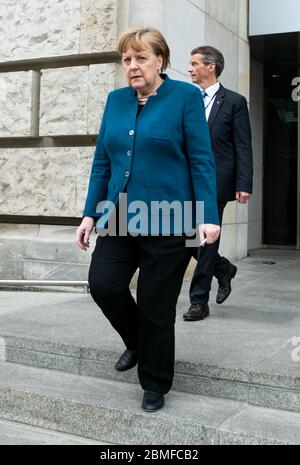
[0,280,89,293]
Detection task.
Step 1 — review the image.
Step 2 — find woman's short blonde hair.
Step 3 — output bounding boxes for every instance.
[118,27,170,71]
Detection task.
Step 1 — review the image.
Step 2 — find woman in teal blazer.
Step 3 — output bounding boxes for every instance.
[76,27,220,412]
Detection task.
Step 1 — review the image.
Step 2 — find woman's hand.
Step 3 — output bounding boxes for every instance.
[199,224,221,246]
[76,217,95,251]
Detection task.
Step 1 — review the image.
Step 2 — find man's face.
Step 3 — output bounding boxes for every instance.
[188,53,215,86]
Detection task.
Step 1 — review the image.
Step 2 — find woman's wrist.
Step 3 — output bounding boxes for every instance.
[82,216,97,228]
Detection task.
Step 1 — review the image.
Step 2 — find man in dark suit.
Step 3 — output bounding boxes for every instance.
[183,46,253,321]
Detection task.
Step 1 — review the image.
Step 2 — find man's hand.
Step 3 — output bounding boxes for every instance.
[199,223,221,245]
[236,192,251,204]
[76,217,95,251]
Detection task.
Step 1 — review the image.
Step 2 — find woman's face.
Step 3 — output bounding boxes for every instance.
[122,44,163,94]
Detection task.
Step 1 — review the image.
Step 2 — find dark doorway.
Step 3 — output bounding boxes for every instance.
[263,65,298,246]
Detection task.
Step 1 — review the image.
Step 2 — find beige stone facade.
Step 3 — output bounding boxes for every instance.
[0,147,94,217]
[0,0,252,280]
[1,0,81,61]
[0,0,118,221]
[39,64,116,136]
[0,72,32,137]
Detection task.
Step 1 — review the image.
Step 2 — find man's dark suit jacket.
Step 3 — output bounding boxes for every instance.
[208,83,253,202]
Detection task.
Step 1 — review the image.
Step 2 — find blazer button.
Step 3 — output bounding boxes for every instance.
[125,171,130,178]
[129,130,135,136]
[127,150,132,157]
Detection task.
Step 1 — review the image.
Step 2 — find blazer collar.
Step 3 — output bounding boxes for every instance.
[208,83,225,128]
[129,74,171,99]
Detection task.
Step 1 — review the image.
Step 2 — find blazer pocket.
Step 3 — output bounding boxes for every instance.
[150,122,172,140]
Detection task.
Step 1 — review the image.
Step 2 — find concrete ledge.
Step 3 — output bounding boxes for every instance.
[0,418,110,445]
[0,224,196,283]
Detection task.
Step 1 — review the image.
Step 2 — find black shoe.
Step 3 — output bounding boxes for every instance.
[142,391,164,412]
[216,264,237,304]
[183,304,209,321]
[115,349,138,372]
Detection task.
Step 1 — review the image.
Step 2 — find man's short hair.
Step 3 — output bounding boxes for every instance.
[191,46,225,78]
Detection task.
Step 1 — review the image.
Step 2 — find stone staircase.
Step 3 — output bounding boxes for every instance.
[0,335,299,445]
[0,250,300,444]
[1,333,300,414]
[0,418,109,445]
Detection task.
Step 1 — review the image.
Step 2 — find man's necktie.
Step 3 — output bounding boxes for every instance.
[201,89,207,100]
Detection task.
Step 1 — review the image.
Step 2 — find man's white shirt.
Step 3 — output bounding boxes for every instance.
[201,81,220,121]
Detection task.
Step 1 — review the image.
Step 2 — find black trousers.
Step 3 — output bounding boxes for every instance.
[89,234,192,394]
[189,201,231,305]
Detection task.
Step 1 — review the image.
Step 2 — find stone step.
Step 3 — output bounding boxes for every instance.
[0,224,195,285]
[0,418,111,445]
[0,360,299,445]
[1,334,299,414]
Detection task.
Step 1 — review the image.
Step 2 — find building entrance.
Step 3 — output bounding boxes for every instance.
[263,65,298,246]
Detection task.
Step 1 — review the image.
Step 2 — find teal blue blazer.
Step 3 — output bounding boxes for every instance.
[83,75,219,234]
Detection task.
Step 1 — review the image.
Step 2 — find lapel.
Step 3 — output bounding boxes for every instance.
[208,84,225,129]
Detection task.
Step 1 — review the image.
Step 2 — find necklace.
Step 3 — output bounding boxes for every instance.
[138,91,158,105]
[137,76,164,104]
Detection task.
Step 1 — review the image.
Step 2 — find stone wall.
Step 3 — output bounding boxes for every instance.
[0,0,252,281]
[0,72,32,137]
[0,0,250,221]
[248,58,264,250]
[39,64,116,136]
[0,147,94,217]
[0,0,118,219]
[203,0,251,261]
[0,0,117,61]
